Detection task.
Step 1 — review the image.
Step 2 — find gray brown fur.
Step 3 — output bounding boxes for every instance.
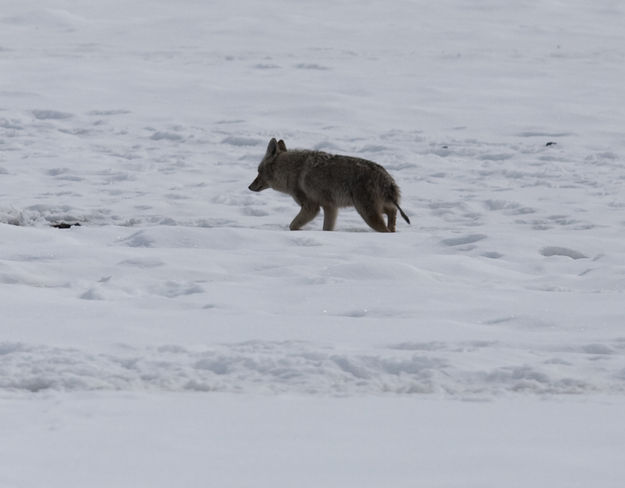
[248,138,410,232]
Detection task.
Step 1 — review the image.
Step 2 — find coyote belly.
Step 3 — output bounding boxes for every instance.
[248,138,410,232]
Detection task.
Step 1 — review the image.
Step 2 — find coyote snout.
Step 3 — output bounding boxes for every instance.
[248,175,268,192]
[248,138,410,232]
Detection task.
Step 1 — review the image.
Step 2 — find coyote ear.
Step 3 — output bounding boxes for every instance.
[266,138,278,156]
[277,139,287,152]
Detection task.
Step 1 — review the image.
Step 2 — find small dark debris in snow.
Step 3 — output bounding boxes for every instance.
[51,222,81,229]
[442,145,449,149]
[545,141,557,147]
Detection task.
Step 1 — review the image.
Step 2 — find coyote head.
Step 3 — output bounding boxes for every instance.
[248,138,287,192]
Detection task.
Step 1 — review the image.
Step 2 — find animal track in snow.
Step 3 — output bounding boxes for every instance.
[440,234,487,247]
[221,136,263,147]
[32,110,73,120]
[517,131,573,138]
[118,257,165,268]
[294,63,330,70]
[540,247,588,260]
[88,109,131,116]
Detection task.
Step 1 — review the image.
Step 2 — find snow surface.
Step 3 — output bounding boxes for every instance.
[1,0,625,486]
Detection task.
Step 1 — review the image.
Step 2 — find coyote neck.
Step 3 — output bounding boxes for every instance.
[270,151,307,194]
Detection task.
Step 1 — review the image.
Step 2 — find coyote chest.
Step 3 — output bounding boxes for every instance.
[249,138,410,232]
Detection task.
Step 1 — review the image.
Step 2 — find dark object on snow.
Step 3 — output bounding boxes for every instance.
[545,141,557,147]
[51,222,81,229]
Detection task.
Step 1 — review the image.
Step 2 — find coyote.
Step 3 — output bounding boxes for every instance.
[248,138,410,232]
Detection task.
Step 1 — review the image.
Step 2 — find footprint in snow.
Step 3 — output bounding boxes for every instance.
[119,231,155,248]
[517,131,573,138]
[289,236,321,247]
[221,136,263,147]
[155,281,205,298]
[150,131,184,142]
[32,109,73,120]
[440,234,487,247]
[482,251,503,259]
[294,63,330,70]
[88,109,131,116]
[118,257,165,268]
[253,63,281,70]
[540,247,588,260]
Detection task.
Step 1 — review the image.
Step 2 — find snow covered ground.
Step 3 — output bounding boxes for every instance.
[1,0,625,486]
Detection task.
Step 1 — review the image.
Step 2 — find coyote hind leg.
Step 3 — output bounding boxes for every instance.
[355,203,389,232]
[364,213,390,232]
[385,205,397,232]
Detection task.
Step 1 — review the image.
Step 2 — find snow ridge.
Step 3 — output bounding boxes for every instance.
[2,341,623,396]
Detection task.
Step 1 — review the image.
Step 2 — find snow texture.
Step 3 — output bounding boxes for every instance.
[1,0,625,486]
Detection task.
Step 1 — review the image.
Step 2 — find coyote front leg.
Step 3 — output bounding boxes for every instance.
[322,206,338,231]
[289,201,320,230]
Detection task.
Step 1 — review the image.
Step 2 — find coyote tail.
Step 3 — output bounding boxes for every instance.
[393,200,410,224]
